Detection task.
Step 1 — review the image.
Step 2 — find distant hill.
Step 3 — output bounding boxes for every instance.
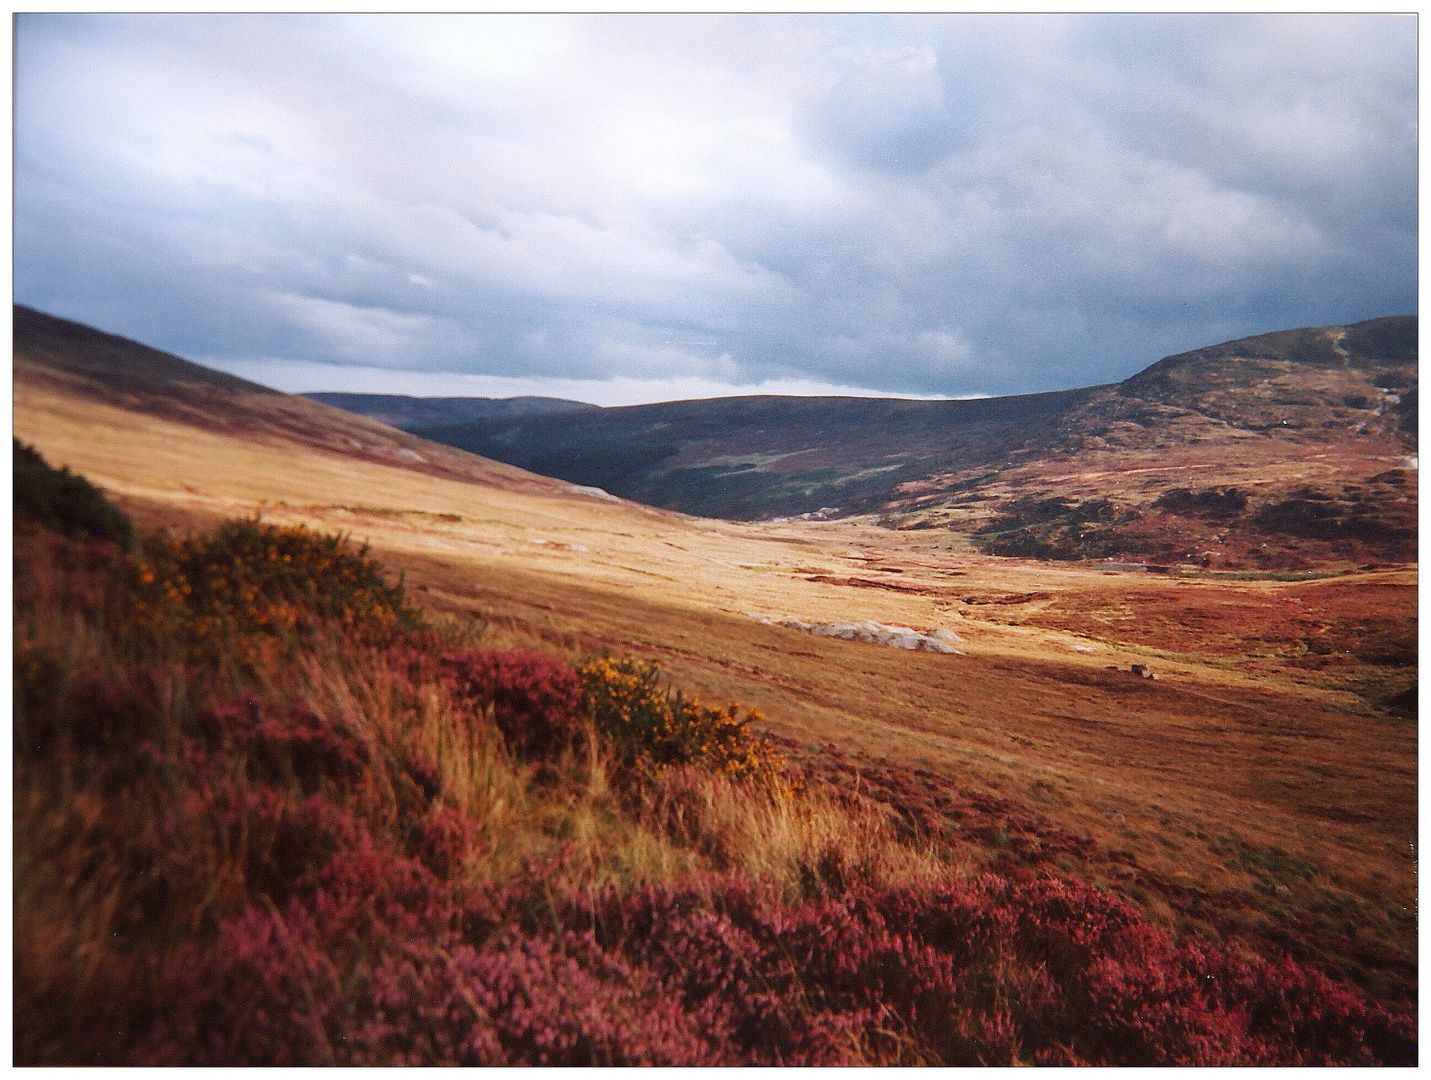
[16,304,1413,569]
[303,392,594,430]
[421,387,1097,520]
[418,317,1417,569]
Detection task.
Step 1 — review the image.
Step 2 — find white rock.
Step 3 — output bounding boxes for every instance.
[755,613,961,655]
[568,484,622,501]
[928,627,965,645]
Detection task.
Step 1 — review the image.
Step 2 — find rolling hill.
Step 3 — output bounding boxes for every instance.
[13,305,585,498]
[408,317,1416,569]
[303,391,592,429]
[416,387,1099,520]
[12,304,1418,1058]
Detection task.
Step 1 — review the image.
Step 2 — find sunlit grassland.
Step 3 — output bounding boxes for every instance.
[11,374,1417,1063]
[17,378,1416,978]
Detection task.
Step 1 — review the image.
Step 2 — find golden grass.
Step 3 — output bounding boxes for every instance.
[14,372,1416,976]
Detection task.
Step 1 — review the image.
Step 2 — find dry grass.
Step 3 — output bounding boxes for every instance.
[16,511,1413,1065]
[14,367,1418,1033]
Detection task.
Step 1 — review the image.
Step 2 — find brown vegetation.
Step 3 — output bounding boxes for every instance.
[406,316,1416,572]
[13,308,1417,1063]
[14,506,1415,1064]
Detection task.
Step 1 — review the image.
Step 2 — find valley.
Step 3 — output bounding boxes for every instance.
[396,316,1415,570]
[16,308,1417,985]
[12,11,1417,1065]
[12,307,1417,1061]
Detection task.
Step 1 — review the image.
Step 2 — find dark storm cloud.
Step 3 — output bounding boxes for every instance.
[14,13,1417,404]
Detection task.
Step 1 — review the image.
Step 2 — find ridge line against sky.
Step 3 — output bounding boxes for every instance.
[14,13,1416,407]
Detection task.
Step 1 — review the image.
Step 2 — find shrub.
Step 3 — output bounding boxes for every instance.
[22,664,172,758]
[579,658,787,787]
[441,650,586,759]
[95,843,1431,1066]
[243,704,372,796]
[407,804,483,879]
[130,519,418,660]
[14,439,133,548]
[14,513,1418,1067]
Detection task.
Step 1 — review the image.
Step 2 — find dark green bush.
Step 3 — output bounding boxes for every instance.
[14,439,133,548]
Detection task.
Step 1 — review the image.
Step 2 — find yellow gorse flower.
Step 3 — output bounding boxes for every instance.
[127,518,415,664]
[578,658,788,789]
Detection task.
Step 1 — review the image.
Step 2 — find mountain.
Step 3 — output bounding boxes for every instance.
[15,304,1416,570]
[417,317,1417,569]
[420,387,1097,519]
[302,392,593,430]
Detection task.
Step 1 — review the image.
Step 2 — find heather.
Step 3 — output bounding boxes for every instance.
[13,438,133,547]
[13,481,1416,1063]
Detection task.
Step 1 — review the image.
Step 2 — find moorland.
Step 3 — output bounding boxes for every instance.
[13,305,1417,1065]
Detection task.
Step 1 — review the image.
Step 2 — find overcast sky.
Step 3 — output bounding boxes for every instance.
[15,13,1417,406]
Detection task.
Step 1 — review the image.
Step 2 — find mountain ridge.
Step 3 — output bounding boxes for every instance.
[12,305,601,502]
[15,304,1415,570]
[303,392,594,430]
[407,316,1415,568]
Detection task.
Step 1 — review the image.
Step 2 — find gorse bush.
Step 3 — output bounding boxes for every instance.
[579,658,788,788]
[12,498,1418,1066]
[129,518,419,662]
[14,439,133,547]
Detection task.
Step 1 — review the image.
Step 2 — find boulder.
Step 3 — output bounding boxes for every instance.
[751,613,963,654]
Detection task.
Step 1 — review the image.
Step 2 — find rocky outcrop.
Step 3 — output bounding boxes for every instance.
[748,615,964,654]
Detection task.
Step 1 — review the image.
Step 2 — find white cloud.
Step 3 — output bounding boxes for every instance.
[203,357,952,408]
[15,13,1416,402]
[264,293,472,367]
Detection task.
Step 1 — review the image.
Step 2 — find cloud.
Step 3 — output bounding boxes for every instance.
[262,293,474,368]
[15,13,1417,404]
[203,357,948,409]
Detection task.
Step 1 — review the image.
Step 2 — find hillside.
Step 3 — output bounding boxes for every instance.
[303,392,593,430]
[417,387,1098,520]
[412,317,1416,569]
[13,305,1418,1063]
[14,306,588,499]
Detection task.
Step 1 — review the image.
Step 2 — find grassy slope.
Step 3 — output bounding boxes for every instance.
[14,489,1414,1064]
[15,339,1416,1014]
[417,388,1098,519]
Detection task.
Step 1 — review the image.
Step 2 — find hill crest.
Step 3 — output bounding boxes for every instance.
[14,305,1416,570]
[13,305,596,502]
[303,392,594,430]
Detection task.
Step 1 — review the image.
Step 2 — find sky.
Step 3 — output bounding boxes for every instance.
[14,13,1418,407]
